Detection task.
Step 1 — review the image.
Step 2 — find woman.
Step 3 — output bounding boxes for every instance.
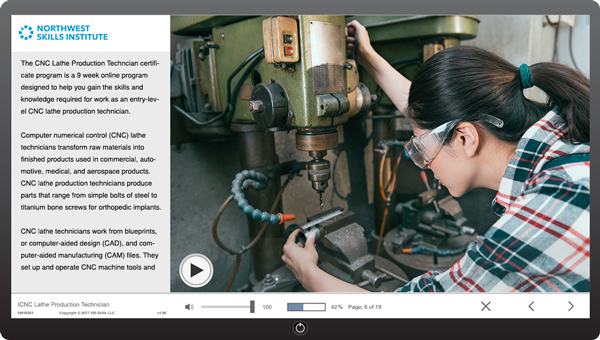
[281,20,590,292]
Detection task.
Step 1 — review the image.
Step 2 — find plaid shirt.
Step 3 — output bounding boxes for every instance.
[396,109,590,292]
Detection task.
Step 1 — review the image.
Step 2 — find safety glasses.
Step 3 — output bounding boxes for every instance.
[405,114,504,169]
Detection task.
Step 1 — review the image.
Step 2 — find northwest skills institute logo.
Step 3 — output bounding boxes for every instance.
[19,25,34,40]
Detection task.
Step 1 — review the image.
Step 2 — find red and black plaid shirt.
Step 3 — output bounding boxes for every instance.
[397,109,590,292]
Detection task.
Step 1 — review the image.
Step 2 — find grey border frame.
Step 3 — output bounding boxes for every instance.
[0,0,598,339]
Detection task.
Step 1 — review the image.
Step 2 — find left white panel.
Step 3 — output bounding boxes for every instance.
[11,15,171,293]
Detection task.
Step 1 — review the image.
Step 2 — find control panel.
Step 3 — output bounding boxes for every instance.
[263,16,299,63]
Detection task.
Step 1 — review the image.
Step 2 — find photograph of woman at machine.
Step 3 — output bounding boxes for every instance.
[282,20,590,293]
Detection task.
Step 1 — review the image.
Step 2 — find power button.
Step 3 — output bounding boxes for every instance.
[293,321,308,336]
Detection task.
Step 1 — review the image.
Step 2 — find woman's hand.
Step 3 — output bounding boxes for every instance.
[346,20,374,67]
[346,19,412,114]
[281,228,370,292]
[281,229,318,287]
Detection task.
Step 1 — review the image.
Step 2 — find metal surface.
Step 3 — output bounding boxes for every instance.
[351,15,478,107]
[384,189,476,278]
[229,122,264,132]
[235,125,284,281]
[249,82,289,129]
[253,255,408,292]
[307,159,331,193]
[310,20,345,94]
[400,194,470,237]
[383,227,476,279]
[252,160,297,180]
[316,94,350,117]
[295,131,338,151]
[174,38,221,114]
[263,16,299,64]
[350,82,371,117]
[171,16,255,35]
[299,209,343,234]
[360,269,383,289]
[345,59,359,92]
[348,15,480,43]
[304,209,377,284]
[252,265,299,292]
[360,256,410,292]
[211,15,348,129]
[423,43,444,62]
[305,149,331,205]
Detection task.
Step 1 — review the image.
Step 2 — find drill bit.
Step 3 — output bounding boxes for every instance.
[319,192,323,209]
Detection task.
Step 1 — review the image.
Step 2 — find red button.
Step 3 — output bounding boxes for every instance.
[285,46,294,56]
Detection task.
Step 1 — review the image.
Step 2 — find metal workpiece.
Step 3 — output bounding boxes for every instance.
[234,124,284,281]
[249,82,289,129]
[299,209,343,239]
[299,224,321,245]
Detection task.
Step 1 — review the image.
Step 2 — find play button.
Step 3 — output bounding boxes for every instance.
[179,254,213,288]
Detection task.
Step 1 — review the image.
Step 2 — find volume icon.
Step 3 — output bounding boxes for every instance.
[185,303,194,311]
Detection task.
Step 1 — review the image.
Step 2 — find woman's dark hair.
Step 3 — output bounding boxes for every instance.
[406,45,590,144]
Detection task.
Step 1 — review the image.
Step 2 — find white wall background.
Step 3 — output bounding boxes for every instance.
[462,15,590,103]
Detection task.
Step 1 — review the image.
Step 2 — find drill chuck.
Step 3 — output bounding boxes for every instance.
[307,159,331,193]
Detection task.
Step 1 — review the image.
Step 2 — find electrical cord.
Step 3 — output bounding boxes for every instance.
[172,46,265,127]
[552,15,561,62]
[226,46,265,109]
[226,52,265,125]
[171,102,227,126]
[224,254,242,292]
[375,146,402,256]
[569,25,583,73]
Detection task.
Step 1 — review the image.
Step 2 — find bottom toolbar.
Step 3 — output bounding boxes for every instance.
[12,293,588,319]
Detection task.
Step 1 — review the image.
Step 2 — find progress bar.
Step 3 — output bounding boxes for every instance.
[201,300,255,313]
[288,303,326,311]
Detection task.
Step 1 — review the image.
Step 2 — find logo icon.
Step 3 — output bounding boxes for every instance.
[19,25,34,40]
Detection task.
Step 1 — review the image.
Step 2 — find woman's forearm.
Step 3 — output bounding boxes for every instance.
[360,48,412,114]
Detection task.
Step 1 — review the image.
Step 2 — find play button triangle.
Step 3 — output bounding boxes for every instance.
[191,263,203,277]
